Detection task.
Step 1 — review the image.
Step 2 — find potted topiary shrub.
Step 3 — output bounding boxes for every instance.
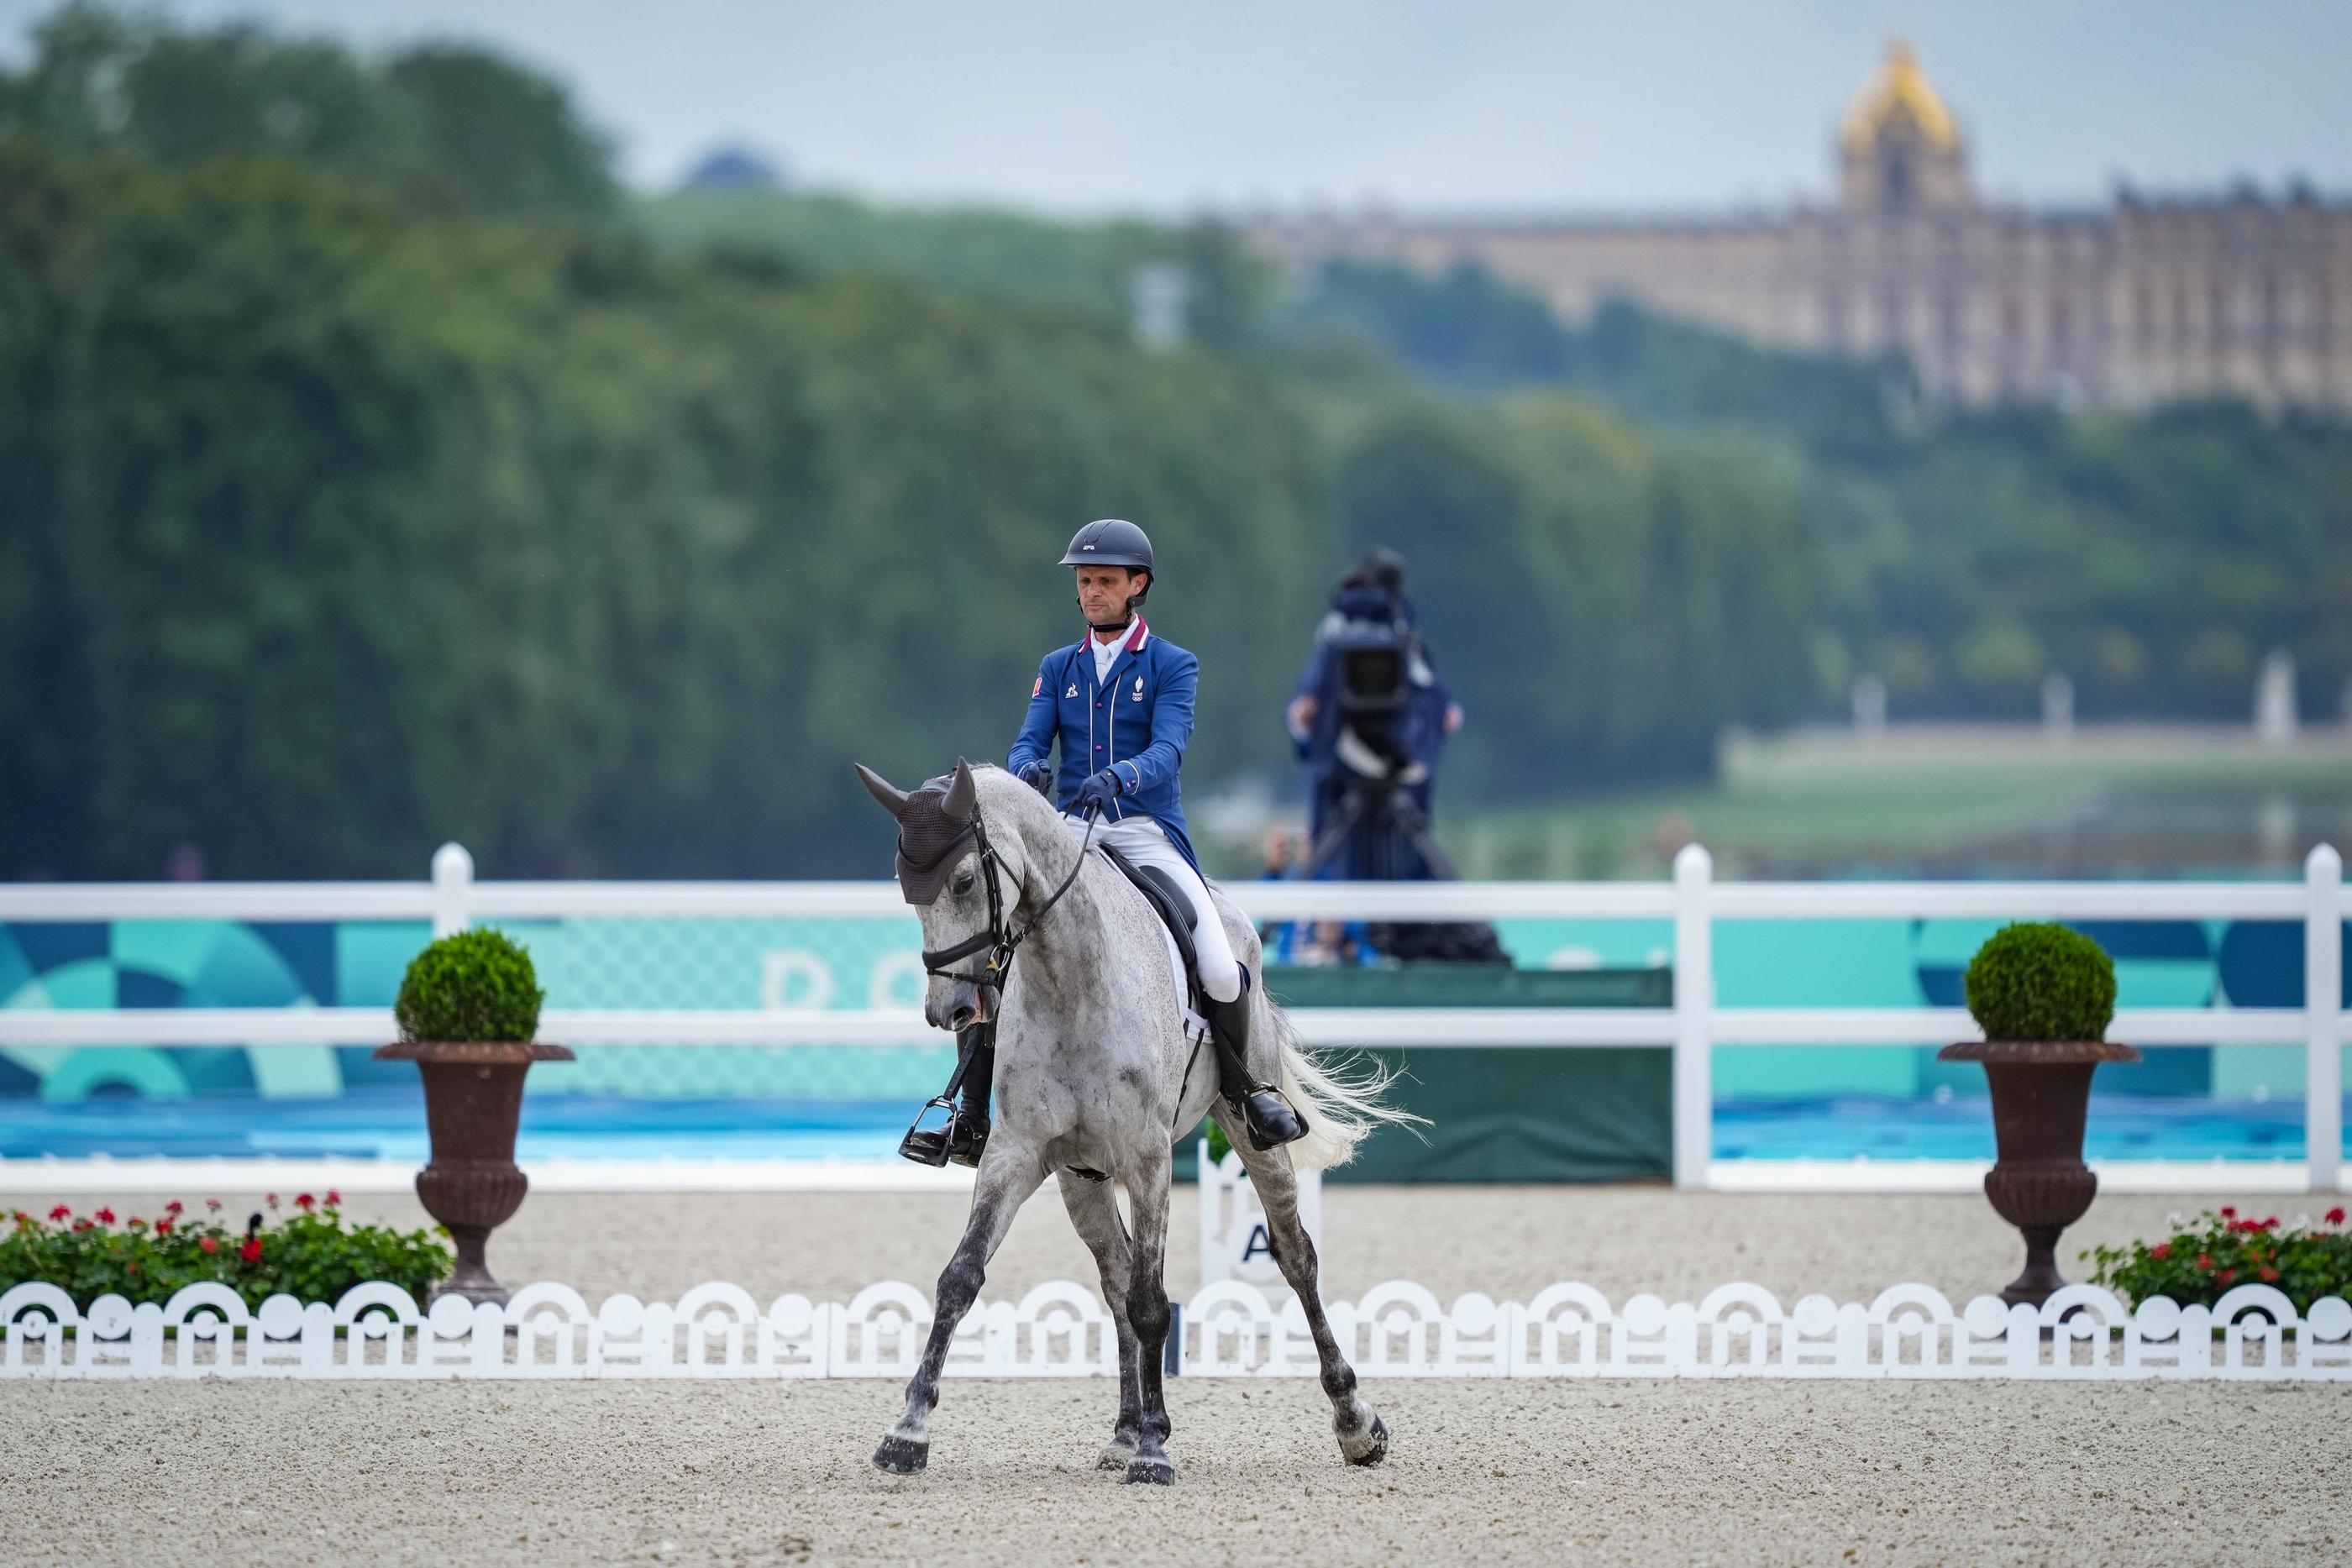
[1937,922,2140,1308]
[373,928,571,1306]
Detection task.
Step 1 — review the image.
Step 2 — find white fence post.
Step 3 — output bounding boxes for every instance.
[430,842,475,940]
[2307,844,2343,1193]
[1672,843,1714,1191]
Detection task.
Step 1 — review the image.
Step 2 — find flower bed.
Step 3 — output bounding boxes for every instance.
[2083,1205,2352,1314]
[3,1193,450,1313]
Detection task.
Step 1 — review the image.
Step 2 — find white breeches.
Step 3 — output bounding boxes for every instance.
[1065,813,1242,1003]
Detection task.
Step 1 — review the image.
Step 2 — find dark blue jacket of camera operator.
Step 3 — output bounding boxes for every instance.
[1007,618,1204,873]
[1289,585,1456,875]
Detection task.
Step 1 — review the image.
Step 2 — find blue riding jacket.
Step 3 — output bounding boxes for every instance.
[1006,618,1203,873]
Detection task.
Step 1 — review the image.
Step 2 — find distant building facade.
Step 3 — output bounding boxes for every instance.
[1249,45,2352,412]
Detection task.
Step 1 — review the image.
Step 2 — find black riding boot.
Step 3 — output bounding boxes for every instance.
[1205,967,1305,1151]
[900,1025,993,1168]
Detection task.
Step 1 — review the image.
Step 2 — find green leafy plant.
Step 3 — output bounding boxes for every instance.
[1205,1119,1234,1163]
[2084,1205,2352,1314]
[1963,922,2116,1042]
[396,927,544,1043]
[1,1193,453,1313]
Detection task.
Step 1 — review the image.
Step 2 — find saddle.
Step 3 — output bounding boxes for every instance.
[1096,842,1204,1014]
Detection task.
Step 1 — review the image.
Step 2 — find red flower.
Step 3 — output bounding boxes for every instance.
[2151,1244,2170,1260]
[239,1237,262,1264]
[155,1219,173,1237]
[2261,1216,2280,1230]
[165,1201,183,1214]
[2260,1266,2280,1282]
[2197,1253,2214,1271]
[47,1204,70,1221]
[265,1193,279,1209]
[295,1193,315,1211]
[325,1189,341,1207]
[205,1198,222,1211]
[128,1217,146,1230]
[2219,1206,2237,1219]
[72,1219,91,1232]
[199,1235,218,1254]
[125,1262,137,1274]
[2330,1207,2348,1226]
[2218,1268,2236,1284]
[93,1207,115,1225]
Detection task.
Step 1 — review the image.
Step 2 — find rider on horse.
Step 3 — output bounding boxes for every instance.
[898,517,1307,1167]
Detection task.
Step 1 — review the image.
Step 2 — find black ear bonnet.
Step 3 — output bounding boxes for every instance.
[894,779,981,905]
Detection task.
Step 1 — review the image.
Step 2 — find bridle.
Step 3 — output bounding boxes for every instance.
[916,802,1101,987]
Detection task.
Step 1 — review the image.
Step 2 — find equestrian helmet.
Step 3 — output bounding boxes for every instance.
[1059,518,1154,574]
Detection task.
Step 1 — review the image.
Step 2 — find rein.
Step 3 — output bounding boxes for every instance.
[918,803,1101,986]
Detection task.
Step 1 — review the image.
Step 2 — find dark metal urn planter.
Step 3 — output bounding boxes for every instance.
[1935,1038,2141,1308]
[371,1038,574,1306]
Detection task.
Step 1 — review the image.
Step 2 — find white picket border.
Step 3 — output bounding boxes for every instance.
[3,1276,2346,1381]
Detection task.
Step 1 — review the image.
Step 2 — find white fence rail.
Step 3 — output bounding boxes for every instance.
[4,1276,2347,1382]
[1,842,2344,1191]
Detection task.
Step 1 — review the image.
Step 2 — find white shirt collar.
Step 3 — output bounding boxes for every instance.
[1087,618,1147,682]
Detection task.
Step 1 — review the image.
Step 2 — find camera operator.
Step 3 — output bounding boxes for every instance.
[1284,548,1463,881]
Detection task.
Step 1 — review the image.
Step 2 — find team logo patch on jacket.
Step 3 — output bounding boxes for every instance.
[1132,675,1144,701]
[1032,675,1042,696]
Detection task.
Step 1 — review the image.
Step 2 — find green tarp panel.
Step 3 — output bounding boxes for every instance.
[1180,964,1673,1184]
[1264,966,1669,1011]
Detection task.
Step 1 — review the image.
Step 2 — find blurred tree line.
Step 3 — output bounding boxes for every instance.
[3,5,2345,879]
[0,8,1318,877]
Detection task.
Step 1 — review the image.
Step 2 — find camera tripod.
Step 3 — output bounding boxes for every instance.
[1304,772,1459,882]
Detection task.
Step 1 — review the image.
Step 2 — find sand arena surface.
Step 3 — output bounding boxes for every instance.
[6,1185,2348,1566]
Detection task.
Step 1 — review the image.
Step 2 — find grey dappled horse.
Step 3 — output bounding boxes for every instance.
[855,758,1412,1484]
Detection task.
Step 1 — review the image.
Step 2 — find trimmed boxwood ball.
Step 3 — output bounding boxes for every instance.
[396,928,545,1043]
[1963,922,2117,1043]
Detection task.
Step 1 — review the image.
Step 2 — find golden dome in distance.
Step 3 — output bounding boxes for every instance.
[1840,39,1958,153]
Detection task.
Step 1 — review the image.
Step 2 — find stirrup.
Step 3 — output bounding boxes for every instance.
[1238,1084,1306,1151]
[898,1096,957,1167]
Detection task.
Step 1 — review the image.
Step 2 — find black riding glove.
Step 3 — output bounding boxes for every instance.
[1073,768,1123,815]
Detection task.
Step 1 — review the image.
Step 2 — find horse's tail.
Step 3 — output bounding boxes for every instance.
[1268,999,1427,1172]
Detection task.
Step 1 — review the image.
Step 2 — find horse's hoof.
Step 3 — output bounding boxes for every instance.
[1124,1454,1177,1487]
[1096,1440,1136,1471]
[872,1435,930,1474]
[1338,1413,1389,1467]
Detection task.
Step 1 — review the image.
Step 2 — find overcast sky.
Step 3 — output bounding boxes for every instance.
[5,1,2348,217]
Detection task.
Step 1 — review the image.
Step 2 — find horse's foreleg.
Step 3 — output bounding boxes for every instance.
[1057,1171,1144,1470]
[1118,1152,1178,1486]
[872,1151,1047,1474]
[1227,1122,1389,1467]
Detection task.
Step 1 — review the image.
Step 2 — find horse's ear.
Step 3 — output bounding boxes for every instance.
[853,763,910,819]
[942,757,977,823]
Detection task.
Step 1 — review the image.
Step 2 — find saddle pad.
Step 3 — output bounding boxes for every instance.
[1094,847,1210,1043]
[1157,926,1212,1045]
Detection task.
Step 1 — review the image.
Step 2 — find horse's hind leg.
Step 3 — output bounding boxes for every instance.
[1117,1149,1179,1486]
[1057,1170,1145,1470]
[872,1151,1047,1475]
[1226,1120,1389,1467]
